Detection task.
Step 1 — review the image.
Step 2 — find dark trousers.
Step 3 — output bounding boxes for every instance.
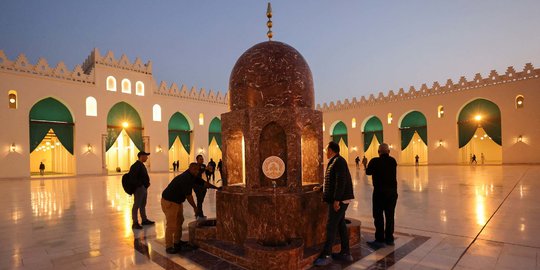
[372,192,398,242]
[132,186,148,224]
[206,172,215,182]
[194,185,207,217]
[321,202,349,256]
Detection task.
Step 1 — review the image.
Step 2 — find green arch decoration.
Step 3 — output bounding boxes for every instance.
[208,117,222,149]
[106,102,143,151]
[29,97,74,154]
[458,99,502,148]
[169,112,192,153]
[331,121,348,146]
[363,116,383,152]
[400,111,428,150]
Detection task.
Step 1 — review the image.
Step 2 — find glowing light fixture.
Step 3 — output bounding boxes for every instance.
[517,135,523,142]
[351,118,356,129]
[122,121,129,128]
[475,115,482,121]
[87,144,93,153]
[156,145,163,153]
[199,113,204,126]
[55,142,60,146]
[9,98,16,104]
[438,139,443,147]
[10,143,16,152]
[518,100,523,105]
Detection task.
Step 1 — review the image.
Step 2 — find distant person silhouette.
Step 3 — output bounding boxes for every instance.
[39,162,45,176]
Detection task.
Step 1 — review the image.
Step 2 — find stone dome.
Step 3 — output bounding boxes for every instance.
[229,41,314,111]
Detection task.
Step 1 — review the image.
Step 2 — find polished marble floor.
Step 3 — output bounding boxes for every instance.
[1,165,539,269]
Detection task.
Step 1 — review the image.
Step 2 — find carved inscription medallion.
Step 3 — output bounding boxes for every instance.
[262,156,285,179]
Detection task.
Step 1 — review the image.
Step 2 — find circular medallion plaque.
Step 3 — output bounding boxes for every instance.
[262,156,285,179]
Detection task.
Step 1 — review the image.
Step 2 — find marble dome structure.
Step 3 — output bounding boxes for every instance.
[188,40,361,270]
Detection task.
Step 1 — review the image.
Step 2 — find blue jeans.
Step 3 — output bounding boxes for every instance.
[132,186,148,224]
[321,202,349,256]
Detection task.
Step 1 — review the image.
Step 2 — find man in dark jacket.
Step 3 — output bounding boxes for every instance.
[161,163,204,254]
[130,151,155,229]
[314,141,355,266]
[366,143,398,248]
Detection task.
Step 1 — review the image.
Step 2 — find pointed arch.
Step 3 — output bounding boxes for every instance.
[29,97,74,154]
[168,112,192,153]
[208,117,222,148]
[362,116,383,152]
[458,98,501,148]
[106,102,143,151]
[331,121,348,146]
[399,111,427,150]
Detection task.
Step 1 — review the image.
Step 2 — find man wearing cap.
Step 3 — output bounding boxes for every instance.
[130,151,155,229]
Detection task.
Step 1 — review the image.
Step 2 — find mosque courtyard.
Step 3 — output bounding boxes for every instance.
[1,164,539,270]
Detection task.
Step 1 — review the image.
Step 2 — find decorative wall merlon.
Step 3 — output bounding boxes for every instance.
[153,80,229,105]
[318,64,540,112]
[82,48,152,75]
[0,50,95,84]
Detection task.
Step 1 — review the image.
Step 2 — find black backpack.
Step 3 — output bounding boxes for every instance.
[122,172,136,195]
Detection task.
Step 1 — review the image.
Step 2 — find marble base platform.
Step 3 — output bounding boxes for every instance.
[188,218,361,270]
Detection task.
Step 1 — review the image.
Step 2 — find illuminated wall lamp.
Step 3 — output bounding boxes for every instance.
[156,145,163,153]
[86,144,93,153]
[10,143,16,153]
[438,139,443,147]
[517,135,523,143]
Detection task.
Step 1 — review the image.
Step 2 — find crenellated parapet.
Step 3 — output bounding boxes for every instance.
[317,64,540,112]
[0,50,95,84]
[154,81,229,105]
[82,48,152,75]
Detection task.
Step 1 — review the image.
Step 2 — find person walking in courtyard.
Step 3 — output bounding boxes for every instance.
[313,141,355,266]
[481,153,485,165]
[207,158,216,182]
[217,159,223,179]
[362,156,368,170]
[193,155,219,219]
[161,163,203,254]
[471,154,477,165]
[129,151,155,229]
[355,156,360,168]
[39,162,45,176]
[366,143,398,248]
[415,155,419,166]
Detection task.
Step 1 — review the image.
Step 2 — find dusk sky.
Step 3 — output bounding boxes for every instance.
[1,1,539,105]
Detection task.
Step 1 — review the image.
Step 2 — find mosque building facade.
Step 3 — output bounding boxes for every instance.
[1,48,539,179]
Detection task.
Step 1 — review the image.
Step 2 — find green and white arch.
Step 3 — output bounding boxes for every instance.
[399,111,428,165]
[330,121,349,163]
[362,116,383,161]
[457,98,502,164]
[29,97,75,175]
[208,117,222,164]
[168,112,192,170]
[105,101,144,172]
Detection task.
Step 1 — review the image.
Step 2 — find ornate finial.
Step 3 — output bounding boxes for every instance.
[266,2,273,40]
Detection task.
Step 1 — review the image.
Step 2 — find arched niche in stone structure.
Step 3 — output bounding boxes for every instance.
[224,129,245,186]
[301,124,319,185]
[259,122,287,187]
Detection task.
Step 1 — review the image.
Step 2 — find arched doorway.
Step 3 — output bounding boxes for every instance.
[168,112,192,171]
[458,99,502,164]
[105,102,143,173]
[29,97,75,175]
[399,111,428,165]
[331,121,349,163]
[362,116,383,162]
[208,117,222,167]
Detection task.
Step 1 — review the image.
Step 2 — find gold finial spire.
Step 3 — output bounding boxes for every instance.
[266,2,273,40]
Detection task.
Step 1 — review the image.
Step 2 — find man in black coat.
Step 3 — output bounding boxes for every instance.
[130,151,155,229]
[366,143,398,248]
[313,141,355,266]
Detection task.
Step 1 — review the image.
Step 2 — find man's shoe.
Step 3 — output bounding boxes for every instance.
[165,247,178,254]
[366,240,386,249]
[385,240,395,246]
[173,240,189,249]
[332,252,354,262]
[196,215,207,221]
[313,255,332,266]
[132,223,143,230]
[141,219,155,226]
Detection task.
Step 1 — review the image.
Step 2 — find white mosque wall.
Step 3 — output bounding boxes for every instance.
[0,50,228,178]
[320,64,540,165]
